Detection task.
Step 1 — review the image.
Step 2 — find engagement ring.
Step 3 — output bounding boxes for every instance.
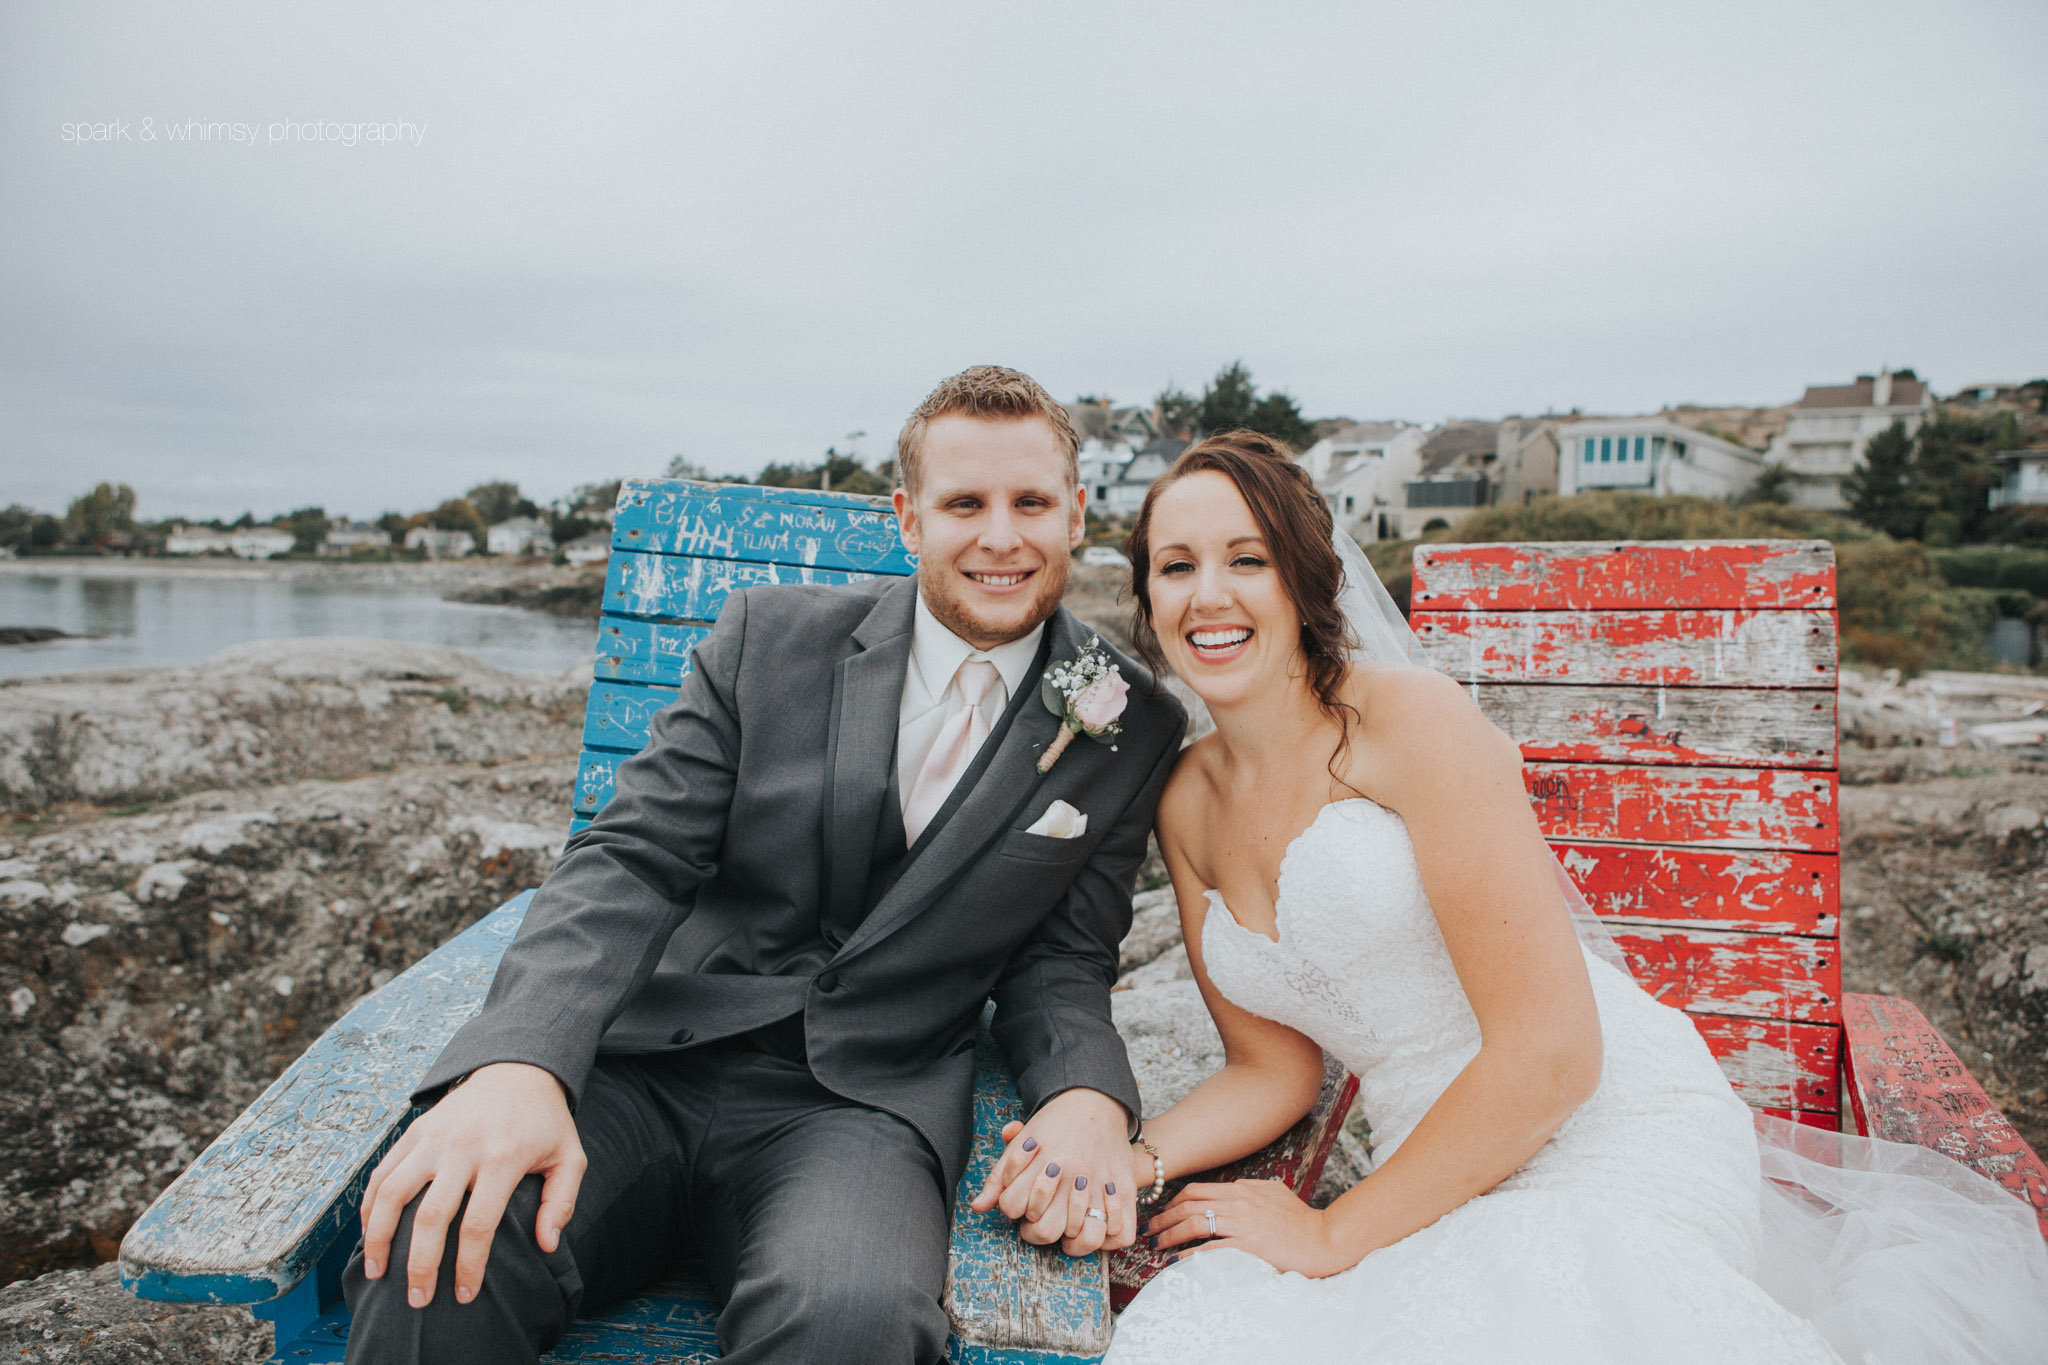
[1205,1210,1217,1235]
[1085,1208,1105,1221]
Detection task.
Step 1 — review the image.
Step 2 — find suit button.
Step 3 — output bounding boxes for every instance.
[817,971,839,993]
[670,1027,693,1044]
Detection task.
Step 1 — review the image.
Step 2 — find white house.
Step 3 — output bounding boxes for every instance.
[404,527,474,558]
[323,522,391,554]
[1767,368,1933,510]
[486,516,554,557]
[1297,422,1427,543]
[1077,439,1136,507]
[230,527,297,559]
[561,530,611,565]
[1989,449,2048,510]
[1556,417,1763,501]
[164,525,232,555]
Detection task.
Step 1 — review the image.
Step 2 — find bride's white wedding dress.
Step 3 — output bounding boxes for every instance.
[1106,799,2048,1364]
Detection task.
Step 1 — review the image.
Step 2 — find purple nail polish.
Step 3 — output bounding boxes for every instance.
[1021,1136,1037,1152]
[1044,1162,1060,1179]
[1167,1253,1180,1264]
[1074,1175,1087,1191]
[1104,1182,1116,1196]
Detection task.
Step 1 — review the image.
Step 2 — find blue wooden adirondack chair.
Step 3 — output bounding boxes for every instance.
[117,477,1356,1363]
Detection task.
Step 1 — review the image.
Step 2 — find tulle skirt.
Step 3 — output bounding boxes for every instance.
[1105,1116,2048,1365]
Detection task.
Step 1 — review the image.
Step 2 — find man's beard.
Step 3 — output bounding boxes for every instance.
[920,556,1069,650]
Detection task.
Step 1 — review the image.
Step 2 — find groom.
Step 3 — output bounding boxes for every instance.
[343,366,1187,1363]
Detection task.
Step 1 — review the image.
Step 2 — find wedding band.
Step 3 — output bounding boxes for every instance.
[1085,1208,1105,1221]
[1204,1209,1217,1235]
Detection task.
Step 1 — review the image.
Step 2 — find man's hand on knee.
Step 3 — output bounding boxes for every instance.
[358,1061,585,1309]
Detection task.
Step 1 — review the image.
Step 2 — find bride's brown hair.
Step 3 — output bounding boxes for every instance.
[1127,429,1362,745]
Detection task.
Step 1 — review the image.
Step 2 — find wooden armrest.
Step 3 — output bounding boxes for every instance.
[944,1025,1113,1361]
[119,892,535,1302]
[1841,991,2048,1240]
[1108,1055,1359,1308]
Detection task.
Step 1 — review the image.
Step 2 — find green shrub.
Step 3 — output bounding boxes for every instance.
[1931,546,2048,598]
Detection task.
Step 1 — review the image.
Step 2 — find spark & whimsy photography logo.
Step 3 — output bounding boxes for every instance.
[59,118,427,147]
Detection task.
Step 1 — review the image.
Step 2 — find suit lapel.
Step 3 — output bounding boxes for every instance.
[832,607,1088,965]
[822,578,917,929]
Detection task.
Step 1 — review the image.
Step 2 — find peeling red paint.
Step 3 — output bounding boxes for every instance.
[1552,842,1838,934]
[1843,993,2048,1240]
[1608,925,1839,1022]
[1689,1014,1840,1110]
[1411,541,1836,611]
[1412,609,1837,687]
[1525,763,1839,851]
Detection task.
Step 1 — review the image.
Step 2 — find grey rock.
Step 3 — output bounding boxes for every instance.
[1117,887,1183,973]
[0,637,587,812]
[1113,980,1225,1116]
[0,1262,270,1364]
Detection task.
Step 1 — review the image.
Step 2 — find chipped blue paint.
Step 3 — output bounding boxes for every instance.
[612,480,916,576]
[943,1028,1111,1359]
[601,546,875,623]
[582,680,681,751]
[573,747,625,817]
[120,894,533,1304]
[595,619,711,686]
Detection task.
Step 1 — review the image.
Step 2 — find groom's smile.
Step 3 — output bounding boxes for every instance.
[893,412,1085,650]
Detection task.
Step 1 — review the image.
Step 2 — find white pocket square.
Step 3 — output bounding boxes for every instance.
[1025,799,1088,839]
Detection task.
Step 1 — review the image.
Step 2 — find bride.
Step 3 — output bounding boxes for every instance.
[1100,431,2048,1364]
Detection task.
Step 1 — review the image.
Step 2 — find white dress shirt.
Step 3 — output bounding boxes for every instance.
[896,593,1045,819]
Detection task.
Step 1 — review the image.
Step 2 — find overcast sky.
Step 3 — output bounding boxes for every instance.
[3,1,2042,523]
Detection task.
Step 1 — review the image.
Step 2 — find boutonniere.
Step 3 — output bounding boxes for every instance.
[1037,634,1130,774]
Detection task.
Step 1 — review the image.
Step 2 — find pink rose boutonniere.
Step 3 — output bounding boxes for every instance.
[1037,635,1130,774]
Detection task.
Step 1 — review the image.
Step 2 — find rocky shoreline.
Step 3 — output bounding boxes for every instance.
[0,634,2042,1361]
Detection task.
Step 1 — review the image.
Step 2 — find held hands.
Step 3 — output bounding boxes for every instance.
[358,1062,586,1309]
[969,1088,1137,1256]
[1146,1179,1353,1279]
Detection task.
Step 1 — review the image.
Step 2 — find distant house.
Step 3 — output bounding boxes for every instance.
[486,516,554,557]
[1989,449,2048,510]
[1767,368,1933,510]
[165,525,232,555]
[323,522,392,554]
[1066,399,1161,449]
[229,527,296,560]
[1404,422,1501,533]
[561,530,611,565]
[1297,421,1426,542]
[404,526,474,558]
[1556,417,1762,501]
[1077,439,1137,508]
[1087,437,1185,517]
[1494,418,1564,507]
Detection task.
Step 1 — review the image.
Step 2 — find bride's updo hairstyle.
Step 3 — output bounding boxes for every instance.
[1127,429,1360,733]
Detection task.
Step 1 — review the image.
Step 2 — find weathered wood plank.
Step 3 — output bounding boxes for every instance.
[1410,540,1836,611]
[1553,842,1839,935]
[1609,925,1840,1023]
[1108,1058,1357,1311]
[944,1026,1112,1358]
[1526,763,1838,852]
[602,545,877,622]
[613,479,918,576]
[1842,992,2048,1240]
[1413,609,1837,688]
[120,895,532,1303]
[1692,1014,1840,1113]
[573,747,624,817]
[582,680,679,752]
[1471,683,1836,768]
[594,619,710,686]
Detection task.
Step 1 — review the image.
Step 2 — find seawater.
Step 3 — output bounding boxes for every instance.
[0,567,597,680]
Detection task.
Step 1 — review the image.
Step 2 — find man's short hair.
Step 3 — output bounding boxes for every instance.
[896,365,1081,497]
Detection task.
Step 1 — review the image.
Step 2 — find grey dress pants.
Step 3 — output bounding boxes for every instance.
[341,1040,952,1364]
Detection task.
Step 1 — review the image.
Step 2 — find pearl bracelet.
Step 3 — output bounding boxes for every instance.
[1133,1133,1165,1206]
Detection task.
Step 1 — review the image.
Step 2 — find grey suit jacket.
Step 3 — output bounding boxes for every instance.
[422,574,1187,1190]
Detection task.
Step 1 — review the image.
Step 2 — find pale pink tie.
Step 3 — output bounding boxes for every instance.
[904,659,1000,845]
